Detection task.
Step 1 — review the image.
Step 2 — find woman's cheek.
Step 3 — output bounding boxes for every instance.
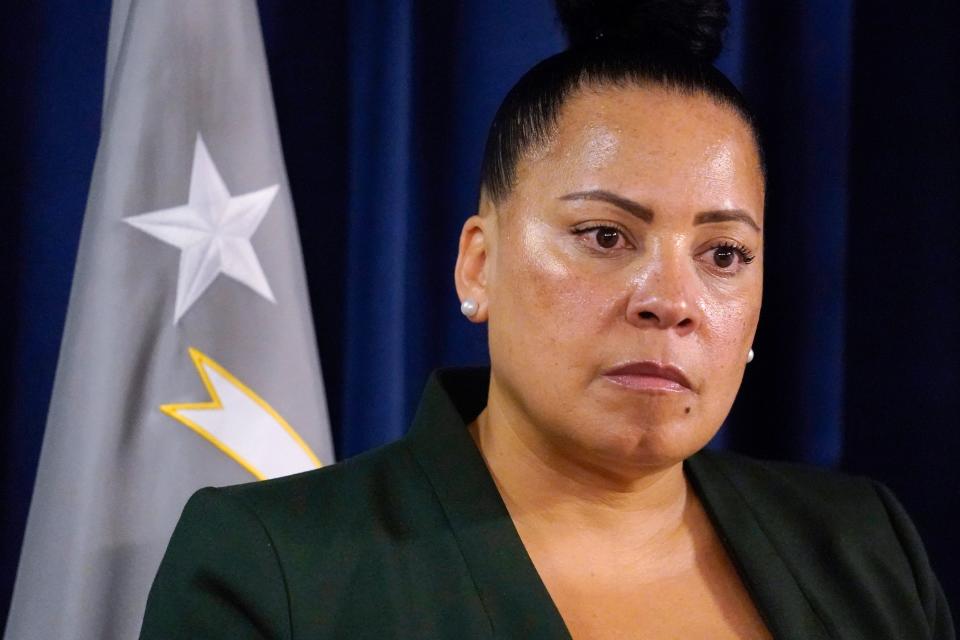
[507,218,635,349]
[699,289,759,377]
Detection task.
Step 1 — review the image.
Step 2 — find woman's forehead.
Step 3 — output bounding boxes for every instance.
[512,86,765,217]
[552,86,754,164]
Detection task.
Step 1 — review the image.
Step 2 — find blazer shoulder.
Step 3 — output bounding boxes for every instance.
[693,449,955,638]
[208,438,444,552]
[220,439,415,513]
[695,447,877,508]
[692,448,894,551]
[141,485,293,639]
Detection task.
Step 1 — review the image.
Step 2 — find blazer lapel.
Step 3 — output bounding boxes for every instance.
[404,369,573,640]
[686,452,834,640]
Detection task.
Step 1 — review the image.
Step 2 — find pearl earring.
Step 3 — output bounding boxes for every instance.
[460,299,479,318]
[747,348,755,364]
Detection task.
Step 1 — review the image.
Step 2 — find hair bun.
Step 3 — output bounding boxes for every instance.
[555,0,730,62]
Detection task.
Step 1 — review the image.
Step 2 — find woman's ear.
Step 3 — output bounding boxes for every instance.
[454,213,493,323]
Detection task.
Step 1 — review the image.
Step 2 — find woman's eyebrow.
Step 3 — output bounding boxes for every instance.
[558,190,653,223]
[559,190,761,233]
[694,210,762,233]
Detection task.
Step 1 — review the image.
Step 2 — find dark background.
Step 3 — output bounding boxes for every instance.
[2,0,958,629]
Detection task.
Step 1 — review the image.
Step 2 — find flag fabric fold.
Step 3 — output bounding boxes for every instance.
[4,1,333,638]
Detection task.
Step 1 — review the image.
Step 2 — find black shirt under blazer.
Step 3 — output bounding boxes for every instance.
[140,368,955,639]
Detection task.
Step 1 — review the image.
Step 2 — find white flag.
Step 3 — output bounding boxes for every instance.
[4,1,334,638]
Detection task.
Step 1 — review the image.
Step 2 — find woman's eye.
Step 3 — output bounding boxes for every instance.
[595,227,621,249]
[713,246,737,268]
[704,243,755,273]
[573,225,632,252]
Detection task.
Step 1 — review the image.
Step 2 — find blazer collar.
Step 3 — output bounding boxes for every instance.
[403,368,572,639]
[687,453,833,639]
[403,368,831,640]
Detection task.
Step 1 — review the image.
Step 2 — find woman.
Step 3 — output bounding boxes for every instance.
[140,1,954,638]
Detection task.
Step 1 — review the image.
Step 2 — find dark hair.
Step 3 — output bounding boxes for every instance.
[479,0,763,204]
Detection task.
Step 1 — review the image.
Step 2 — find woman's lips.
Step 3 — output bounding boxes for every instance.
[602,361,694,393]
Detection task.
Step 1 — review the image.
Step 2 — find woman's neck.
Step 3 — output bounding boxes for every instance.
[469,391,692,551]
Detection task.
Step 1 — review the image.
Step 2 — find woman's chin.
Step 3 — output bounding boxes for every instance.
[568,414,719,474]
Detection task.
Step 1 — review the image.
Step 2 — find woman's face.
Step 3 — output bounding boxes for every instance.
[461,85,765,471]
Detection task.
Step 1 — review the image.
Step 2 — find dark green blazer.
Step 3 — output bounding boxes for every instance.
[140,368,954,639]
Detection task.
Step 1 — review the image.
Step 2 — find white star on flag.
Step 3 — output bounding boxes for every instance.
[125,134,279,323]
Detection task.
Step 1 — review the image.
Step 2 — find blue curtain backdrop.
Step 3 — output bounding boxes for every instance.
[2,0,958,628]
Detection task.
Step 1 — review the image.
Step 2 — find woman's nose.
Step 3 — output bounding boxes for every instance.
[625,261,699,336]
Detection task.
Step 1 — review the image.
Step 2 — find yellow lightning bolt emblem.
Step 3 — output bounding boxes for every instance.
[161,347,322,480]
